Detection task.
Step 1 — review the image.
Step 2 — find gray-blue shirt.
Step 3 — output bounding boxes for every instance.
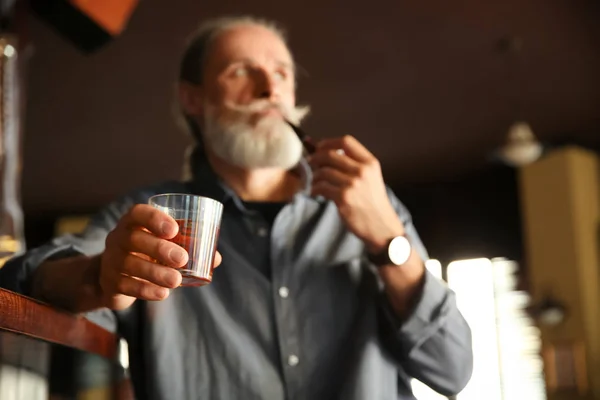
[1,158,473,400]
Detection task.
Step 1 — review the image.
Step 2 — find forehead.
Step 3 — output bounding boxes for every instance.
[206,24,294,70]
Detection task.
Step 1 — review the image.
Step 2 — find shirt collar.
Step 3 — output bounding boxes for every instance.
[187,150,321,209]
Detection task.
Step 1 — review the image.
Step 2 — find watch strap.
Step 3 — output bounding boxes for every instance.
[366,239,393,267]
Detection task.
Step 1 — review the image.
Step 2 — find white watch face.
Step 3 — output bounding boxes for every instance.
[388,236,411,265]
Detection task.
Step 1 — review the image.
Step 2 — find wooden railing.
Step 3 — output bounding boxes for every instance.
[0,288,133,399]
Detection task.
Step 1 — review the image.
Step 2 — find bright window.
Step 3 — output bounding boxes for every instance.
[411,258,546,400]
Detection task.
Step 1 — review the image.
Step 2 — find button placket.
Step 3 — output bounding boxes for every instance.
[269,203,302,397]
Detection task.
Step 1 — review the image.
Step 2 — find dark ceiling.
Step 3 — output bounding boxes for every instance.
[20,0,600,216]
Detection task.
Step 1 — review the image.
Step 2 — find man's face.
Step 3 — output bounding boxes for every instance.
[195,24,309,170]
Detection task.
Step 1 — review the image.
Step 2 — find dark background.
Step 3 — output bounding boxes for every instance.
[19,0,600,266]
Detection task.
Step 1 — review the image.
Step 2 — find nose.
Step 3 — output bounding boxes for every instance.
[254,68,278,100]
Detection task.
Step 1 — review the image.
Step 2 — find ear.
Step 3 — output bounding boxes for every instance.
[178,82,204,118]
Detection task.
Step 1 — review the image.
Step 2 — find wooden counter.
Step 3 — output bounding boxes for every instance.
[0,288,132,399]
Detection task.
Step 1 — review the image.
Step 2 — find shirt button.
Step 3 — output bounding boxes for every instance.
[278,287,289,298]
[287,354,299,367]
[257,227,268,237]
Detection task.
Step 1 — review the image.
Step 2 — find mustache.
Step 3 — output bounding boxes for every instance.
[223,100,310,125]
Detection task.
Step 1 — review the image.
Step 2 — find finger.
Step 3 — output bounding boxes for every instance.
[119,204,179,239]
[111,228,188,268]
[121,253,182,289]
[213,251,222,268]
[114,274,171,301]
[313,167,353,187]
[317,135,374,163]
[309,149,361,175]
[311,180,342,203]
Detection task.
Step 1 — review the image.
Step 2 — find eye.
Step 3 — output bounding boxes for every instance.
[273,70,287,81]
[233,66,249,77]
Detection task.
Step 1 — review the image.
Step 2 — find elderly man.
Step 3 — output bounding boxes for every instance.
[1,16,473,400]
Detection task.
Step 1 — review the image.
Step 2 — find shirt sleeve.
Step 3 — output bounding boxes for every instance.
[0,194,136,333]
[0,195,132,293]
[376,188,474,396]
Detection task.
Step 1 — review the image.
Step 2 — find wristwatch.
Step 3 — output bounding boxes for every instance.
[367,235,412,267]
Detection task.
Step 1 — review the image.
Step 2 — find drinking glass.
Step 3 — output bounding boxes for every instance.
[148,194,223,286]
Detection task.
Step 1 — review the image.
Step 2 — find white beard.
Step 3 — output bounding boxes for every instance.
[202,100,310,170]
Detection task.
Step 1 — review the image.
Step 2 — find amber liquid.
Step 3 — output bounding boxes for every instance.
[169,219,219,287]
